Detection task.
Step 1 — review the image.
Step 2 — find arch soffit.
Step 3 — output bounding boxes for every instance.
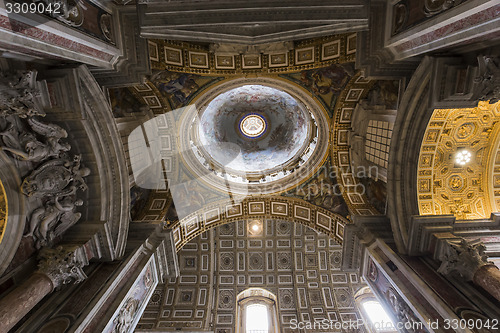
[386,56,437,252]
[170,196,349,251]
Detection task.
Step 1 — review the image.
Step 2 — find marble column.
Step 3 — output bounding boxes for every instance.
[438,239,500,302]
[0,246,87,332]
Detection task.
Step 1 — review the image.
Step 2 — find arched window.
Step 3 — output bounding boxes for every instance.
[355,287,397,333]
[236,288,279,333]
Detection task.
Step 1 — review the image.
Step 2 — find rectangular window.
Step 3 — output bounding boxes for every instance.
[365,120,393,168]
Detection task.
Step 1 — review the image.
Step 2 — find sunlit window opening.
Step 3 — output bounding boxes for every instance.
[245,304,269,332]
[455,150,472,165]
[363,301,395,332]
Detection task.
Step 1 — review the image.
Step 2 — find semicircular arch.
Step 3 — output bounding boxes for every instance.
[169,196,349,251]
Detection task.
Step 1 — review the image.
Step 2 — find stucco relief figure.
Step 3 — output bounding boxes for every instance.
[0,117,70,162]
[34,0,84,27]
[26,187,83,248]
[424,0,463,17]
[21,155,90,197]
[0,70,45,118]
[386,288,427,333]
[112,297,139,333]
[473,56,500,104]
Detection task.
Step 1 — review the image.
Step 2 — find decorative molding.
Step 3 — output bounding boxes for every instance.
[147,34,356,76]
[138,0,368,45]
[330,73,380,216]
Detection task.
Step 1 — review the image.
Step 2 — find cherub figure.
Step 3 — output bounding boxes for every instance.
[26,187,83,247]
[0,117,70,162]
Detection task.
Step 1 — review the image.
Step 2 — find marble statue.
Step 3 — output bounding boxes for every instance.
[0,70,45,118]
[26,187,83,248]
[21,155,90,197]
[0,117,70,162]
[473,56,500,104]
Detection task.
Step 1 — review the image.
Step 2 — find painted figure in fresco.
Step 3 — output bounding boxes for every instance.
[109,88,149,118]
[294,172,350,218]
[366,80,400,109]
[299,64,354,95]
[153,71,199,105]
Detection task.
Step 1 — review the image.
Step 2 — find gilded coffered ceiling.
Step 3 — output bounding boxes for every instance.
[417,101,500,219]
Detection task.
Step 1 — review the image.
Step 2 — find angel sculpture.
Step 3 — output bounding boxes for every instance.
[25,187,83,248]
[473,56,500,104]
[0,117,70,162]
[0,70,45,118]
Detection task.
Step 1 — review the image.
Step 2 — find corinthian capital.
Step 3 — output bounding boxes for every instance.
[437,239,494,281]
[37,246,87,290]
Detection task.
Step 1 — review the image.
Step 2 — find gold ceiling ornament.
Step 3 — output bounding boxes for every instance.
[147,34,356,76]
[0,179,7,244]
[417,100,500,219]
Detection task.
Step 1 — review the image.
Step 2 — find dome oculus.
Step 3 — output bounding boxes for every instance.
[239,114,267,138]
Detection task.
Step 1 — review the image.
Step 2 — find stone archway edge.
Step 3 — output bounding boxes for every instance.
[170,196,349,251]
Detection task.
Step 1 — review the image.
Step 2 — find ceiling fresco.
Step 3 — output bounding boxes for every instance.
[279,63,355,117]
[283,157,350,219]
[197,85,309,173]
